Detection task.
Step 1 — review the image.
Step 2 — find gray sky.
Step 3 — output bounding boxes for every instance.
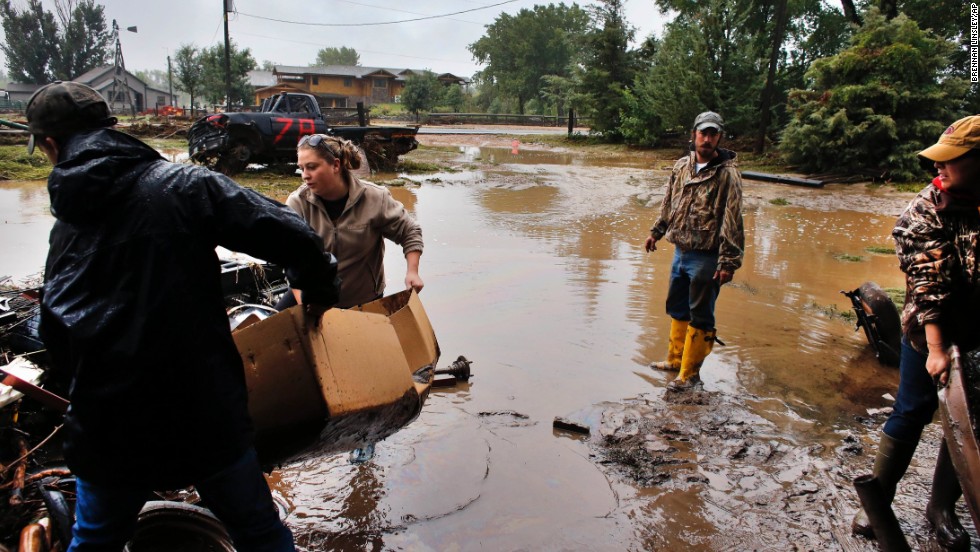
[3,0,669,79]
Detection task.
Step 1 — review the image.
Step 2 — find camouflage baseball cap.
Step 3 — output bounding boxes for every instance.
[26,81,117,154]
[919,116,980,163]
[693,111,724,132]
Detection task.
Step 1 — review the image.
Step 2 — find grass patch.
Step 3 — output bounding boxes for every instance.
[808,301,856,322]
[834,253,865,262]
[865,245,894,255]
[769,198,789,206]
[398,159,455,173]
[374,178,411,187]
[0,145,51,180]
[891,182,923,193]
[235,173,300,201]
[884,287,905,309]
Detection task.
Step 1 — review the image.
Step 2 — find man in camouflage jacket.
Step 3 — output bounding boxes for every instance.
[644,111,744,391]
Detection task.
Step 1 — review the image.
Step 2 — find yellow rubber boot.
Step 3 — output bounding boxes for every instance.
[667,326,715,391]
[650,318,689,371]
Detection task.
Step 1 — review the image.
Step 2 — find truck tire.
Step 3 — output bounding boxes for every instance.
[855,281,902,366]
[123,501,236,552]
[216,142,251,176]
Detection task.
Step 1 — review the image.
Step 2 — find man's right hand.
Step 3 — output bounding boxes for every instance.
[644,236,658,252]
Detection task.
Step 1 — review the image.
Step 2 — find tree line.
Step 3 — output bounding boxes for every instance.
[3,0,972,180]
[469,0,975,181]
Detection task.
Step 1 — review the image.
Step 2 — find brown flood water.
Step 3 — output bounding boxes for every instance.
[2,142,971,550]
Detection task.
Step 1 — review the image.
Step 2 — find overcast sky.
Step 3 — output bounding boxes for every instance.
[3,0,670,80]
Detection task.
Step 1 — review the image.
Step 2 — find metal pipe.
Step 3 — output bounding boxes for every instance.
[853,474,911,552]
[0,119,29,131]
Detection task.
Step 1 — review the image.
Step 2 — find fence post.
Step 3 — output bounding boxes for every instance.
[567,109,574,136]
[357,102,366,126]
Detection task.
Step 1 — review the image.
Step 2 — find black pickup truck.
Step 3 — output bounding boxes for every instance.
[188,93,419,175]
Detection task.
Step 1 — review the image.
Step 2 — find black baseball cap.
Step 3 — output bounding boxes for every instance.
[25,81,117,154]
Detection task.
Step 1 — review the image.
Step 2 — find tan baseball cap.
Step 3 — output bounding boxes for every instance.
[919,115,980,162]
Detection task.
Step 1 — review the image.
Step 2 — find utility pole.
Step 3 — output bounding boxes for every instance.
[167,55,173,107]
[223,0,233,113]
[109,20,137,116]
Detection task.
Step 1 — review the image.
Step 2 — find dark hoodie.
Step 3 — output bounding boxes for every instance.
[40,128,340,489]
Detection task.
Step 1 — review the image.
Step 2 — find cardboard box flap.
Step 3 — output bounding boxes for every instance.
[234,308,326,431]
[353,289,440,372]
[312,308,414,417]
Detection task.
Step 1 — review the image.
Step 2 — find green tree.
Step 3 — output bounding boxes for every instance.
[469,3,590,114]
[401,71,441,120]
[173,44,204,110]
[311,46,359,66]
[49,0,111,80]
[780,10,964,181]
[620,22,716,145]
[577,0,636,139]
[198,40,257,107]
[442,84,465,113]
[0,0,57,83]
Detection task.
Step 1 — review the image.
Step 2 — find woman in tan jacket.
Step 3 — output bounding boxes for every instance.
[277,134,424,309]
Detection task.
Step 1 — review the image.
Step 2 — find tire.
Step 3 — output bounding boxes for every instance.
[856,281,902,366]
[123,501,236,552]
[216,143,250,176]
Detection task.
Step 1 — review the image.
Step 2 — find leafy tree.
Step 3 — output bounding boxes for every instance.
[401,71,441,120]
[780,10,964,181]
[173,44,204,110]
[620,21,716,145]
[311,46,359,67]
[259,60,277,72]
[198,40,257,107]
[135,69,169,89]
[577,0,636,139]
[0,0,57,83]
[442,84,465,113]
[540,74,587,118]
[469,3,590,114]
[49,0,111,80]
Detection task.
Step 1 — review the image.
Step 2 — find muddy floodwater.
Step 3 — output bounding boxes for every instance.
[2,137,975,551]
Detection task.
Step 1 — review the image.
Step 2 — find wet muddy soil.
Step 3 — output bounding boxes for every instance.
[2,131,976,550]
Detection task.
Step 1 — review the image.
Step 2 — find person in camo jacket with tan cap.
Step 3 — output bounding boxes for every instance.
[851,115,980,550]
[643,111,744,392]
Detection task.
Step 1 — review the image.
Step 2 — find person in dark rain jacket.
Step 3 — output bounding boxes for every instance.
[28,81,340,552]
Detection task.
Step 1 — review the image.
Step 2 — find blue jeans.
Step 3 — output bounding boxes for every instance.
[883,338,938,443]
[69,448,295,552]
[665,248,720,330]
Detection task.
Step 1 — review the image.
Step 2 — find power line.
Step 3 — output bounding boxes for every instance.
[328,0,482,26]
[236,0,519,27]
[235,30,475,65]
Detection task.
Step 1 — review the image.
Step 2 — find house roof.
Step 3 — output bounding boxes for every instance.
[273,65,468,83]
[5,82,41,93]
[74,65,115,84]
[248,70,277,88]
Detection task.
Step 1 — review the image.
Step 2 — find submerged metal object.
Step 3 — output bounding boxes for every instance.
[938,345,980,533]
[436,355,473,382]
[842,282,901,367]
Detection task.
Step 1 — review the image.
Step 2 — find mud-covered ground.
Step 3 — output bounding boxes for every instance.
[2,125,976,551]
[401,132,978,551]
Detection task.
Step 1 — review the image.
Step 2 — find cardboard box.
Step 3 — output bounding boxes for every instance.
[233,289,440,465]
